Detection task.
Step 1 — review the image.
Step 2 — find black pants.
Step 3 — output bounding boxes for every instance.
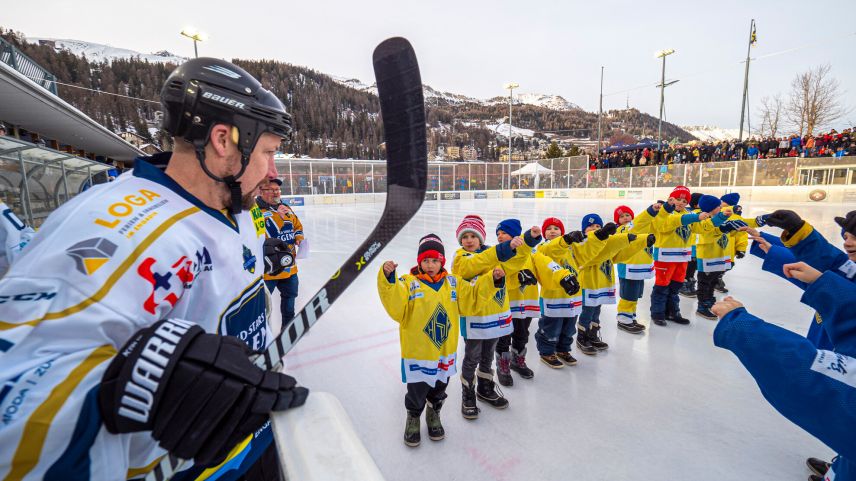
[685,259,697,281]
[462,338,498,382]
[697,271,724,308]
[495,317,532,354]
[405,380,448,415]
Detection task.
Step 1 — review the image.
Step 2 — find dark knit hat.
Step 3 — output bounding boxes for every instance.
[582,213,603,231]
[496,219,522,238]
[698,195,721,214]
[689,192,703,210]
[720,192,740,206]
[542,217,565,236]
[417,234,446,266]
[614,205,634,224]
[835,211,856,238]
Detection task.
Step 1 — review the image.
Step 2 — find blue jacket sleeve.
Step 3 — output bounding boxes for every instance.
[713,307,856,460]
[750,232,786,260]
[789,228,853,280]
[495,240,514,262]
[801,271,856,355]
[759,245,805,289]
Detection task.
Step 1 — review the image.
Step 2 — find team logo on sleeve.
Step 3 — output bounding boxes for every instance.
[242,245,257,274]
[66,237,118,275]
[423,304,451,349]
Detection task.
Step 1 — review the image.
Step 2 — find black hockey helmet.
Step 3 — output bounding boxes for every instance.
[160,57,292,213]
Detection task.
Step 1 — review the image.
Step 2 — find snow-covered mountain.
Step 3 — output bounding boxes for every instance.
[488,93,581,111]
[682,125,741,142]
[27,38,187,65]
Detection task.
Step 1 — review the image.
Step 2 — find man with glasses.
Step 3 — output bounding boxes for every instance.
[258,178,304,323]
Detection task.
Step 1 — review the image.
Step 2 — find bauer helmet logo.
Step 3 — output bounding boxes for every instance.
[202,91,246,110]
[203,65,242,79]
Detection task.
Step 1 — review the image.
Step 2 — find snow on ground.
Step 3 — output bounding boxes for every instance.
[271,197,842,481]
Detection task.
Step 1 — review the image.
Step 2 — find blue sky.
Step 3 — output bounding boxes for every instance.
[5,0,854,130]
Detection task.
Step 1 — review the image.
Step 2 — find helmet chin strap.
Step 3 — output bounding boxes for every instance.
[192,136,249,216]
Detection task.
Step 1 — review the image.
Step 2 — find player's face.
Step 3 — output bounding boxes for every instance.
[420,257,441,276]
[843,232,856,261]
[618,213,633,225]
[544,225,562,240]
[584,224,601,234]
[672,197,689,211]
[496,231,512,243]
[460,232,481,252]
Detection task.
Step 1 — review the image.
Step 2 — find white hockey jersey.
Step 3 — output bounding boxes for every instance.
[0,155,274,480]
[0,202,35,277]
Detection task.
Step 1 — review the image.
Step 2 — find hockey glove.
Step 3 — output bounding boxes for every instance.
[264,238,294,276]
[835,211,856,237]
[719,220,748,234]
[99,319,309,467]
[646,234,656,247]
[594,223,617,241]
[517,269,538,287]
[755,214,770,227]
[765,210,805,236]
[559,274,580,296]
[736,251,745,259]
[562,230,585,244]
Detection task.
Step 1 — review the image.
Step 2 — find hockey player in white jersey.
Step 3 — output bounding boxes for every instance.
[0,202,35,277]
[0,58,307,480]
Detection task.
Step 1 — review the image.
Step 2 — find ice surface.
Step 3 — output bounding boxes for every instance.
[274,198,846,481]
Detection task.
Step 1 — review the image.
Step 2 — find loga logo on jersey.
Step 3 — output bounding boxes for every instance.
[137,256,197,315]
[242,245,257,274]
[94,189,167,239]
[423,304,451,349]
[66,237,118,275]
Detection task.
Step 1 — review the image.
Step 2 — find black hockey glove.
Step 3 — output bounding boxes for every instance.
[563,231,585,244]
[765,210,805,237]
[755,214,770,227]
[559,273,580,296]
[733,205,743,216]
[646,234,656,247]
[736,251,745,259]
[264,238,294,276]
[627,233,637,242]
[594,223,617,241]
[99,319,309,467]
[835,211,856,237]
[517,269,538,287]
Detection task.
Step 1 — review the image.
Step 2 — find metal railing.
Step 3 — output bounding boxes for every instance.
[272,155,856,197]
[0,36,58,95]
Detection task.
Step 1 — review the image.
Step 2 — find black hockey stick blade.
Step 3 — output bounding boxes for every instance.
[147,37,426,481]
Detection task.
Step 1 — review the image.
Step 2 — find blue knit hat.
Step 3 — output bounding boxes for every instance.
[720,193,740,206]
[582,213,603,231]
[698,195,721,214]
[496,218,522,237]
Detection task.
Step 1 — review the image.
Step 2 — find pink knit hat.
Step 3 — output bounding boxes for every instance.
[456,215,486,245]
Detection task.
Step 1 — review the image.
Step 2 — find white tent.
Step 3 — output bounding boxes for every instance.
[511,162,554,189]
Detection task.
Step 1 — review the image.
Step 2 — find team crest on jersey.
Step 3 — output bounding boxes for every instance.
[242,245,256,274]
[66,237,118,275]
[423,304,451,349]
[675,225,692,242]
[138,256,196,315]
[644,246,654,257]
[600,259,614,281]
[493,288,506,307]
[717,234,730,250]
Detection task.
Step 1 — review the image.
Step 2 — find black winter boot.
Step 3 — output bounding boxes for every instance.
[461,378,480,420]
[496,351,513,386]
[510,347,535,378]
[425,400,445,441]
[404,411,421,447]
[475,370,509,409]
[575,327,598,355]
[588,323,609,350]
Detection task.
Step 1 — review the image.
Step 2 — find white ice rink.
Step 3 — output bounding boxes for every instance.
[274,198,847,481]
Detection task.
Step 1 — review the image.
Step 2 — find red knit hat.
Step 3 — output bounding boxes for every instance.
[541,217,565,236]
[456,215,486,245]
[417,234,446,266]
[614,205,634,224]
[670,186,691,202]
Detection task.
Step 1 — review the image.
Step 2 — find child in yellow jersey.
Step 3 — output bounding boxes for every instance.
[378,234,505,447]
[613,206,656,334]
[576,214,636,353]
[535,217,607,360]
[452,216,536,417]
[650,186,714,326]
[493,220,542,387]
[715,192,771,294]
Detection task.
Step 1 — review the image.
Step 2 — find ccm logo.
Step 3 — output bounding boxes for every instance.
[202,92,246,109]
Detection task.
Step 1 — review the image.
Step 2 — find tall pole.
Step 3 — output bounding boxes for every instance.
[508,87,513,189]
[193,39,198,58]
[657,55,666,159]
[597,66,603,160]
[738,19,754,142]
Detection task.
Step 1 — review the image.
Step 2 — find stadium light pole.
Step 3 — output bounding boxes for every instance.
[504,82,519,189]
[180,27,208,58]
[655,49,675,162]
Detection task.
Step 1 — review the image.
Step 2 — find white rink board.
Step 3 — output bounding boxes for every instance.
[271,198,847,481]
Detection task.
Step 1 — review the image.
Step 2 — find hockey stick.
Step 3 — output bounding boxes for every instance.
[145,37,427,481]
